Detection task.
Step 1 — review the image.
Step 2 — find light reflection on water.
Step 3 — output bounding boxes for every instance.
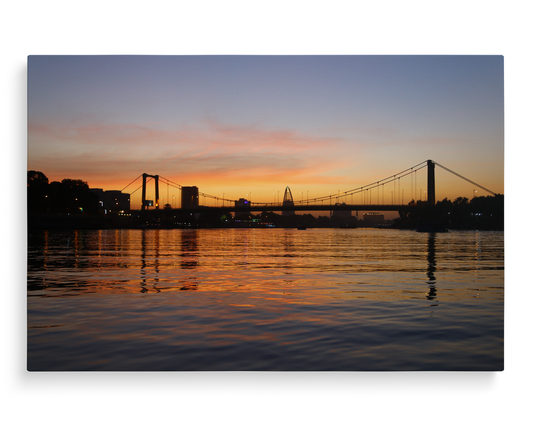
[27,228,504,371]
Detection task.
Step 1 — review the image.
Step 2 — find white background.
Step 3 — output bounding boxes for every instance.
[2,1,531,425]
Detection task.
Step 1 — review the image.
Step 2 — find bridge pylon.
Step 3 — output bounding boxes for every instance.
[141,173,159,211]
[427,160,435,207]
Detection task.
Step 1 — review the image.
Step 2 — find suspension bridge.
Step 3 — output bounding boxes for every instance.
[119,160,499,215]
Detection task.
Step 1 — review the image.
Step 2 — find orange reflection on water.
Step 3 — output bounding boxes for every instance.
[28,229,504,307]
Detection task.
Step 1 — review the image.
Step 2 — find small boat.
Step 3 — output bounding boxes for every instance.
[297,227,307,230]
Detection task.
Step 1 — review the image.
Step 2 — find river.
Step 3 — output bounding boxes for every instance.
[27,228,504,371]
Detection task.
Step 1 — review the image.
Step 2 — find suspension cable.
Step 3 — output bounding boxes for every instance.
[129,176,152,196]
[121,174,142,192]
[344,160,427,195]
[159,176,238,203]
[300,161,427,205]
[434,162,496,195]
[159,176,182,190]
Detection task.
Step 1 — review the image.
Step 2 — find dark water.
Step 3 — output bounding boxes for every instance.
[27,228,504,371]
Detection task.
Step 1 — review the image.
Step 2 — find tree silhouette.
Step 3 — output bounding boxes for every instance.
[27,171,100,215]
[27,170,49,213]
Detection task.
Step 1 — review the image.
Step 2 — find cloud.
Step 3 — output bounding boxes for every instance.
[27,118,352,188]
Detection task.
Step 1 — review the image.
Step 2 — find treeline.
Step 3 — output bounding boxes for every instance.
[395,195,504,230]
[28,170,100,215]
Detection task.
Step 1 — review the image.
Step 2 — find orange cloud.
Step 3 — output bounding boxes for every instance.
[28,118,353,193]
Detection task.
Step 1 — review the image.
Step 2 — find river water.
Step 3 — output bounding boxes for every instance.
[27,228,504,371]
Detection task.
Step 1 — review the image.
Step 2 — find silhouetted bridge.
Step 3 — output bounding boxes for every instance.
[120,160,498,215]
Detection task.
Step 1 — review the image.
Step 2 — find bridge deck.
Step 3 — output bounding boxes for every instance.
[147,204,421,214]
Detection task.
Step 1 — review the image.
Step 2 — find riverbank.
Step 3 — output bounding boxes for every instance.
[28,213,503,231]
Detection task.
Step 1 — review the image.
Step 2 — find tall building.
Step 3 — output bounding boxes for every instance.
[182,186,199,209]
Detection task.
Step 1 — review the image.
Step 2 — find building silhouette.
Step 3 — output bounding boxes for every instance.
[235,198,251,219]
[363,212,384,226]
[332,203,351,218]
[182,186,199,209]
[90,189,130,213]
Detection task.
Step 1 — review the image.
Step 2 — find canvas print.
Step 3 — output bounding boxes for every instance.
[27,55,504,371]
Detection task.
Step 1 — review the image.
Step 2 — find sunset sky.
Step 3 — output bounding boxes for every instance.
[27,55,504,209]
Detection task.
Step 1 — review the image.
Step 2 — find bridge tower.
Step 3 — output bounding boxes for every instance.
[141,173,159,211]
[427,160,435,207]
[282,186,295,216]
